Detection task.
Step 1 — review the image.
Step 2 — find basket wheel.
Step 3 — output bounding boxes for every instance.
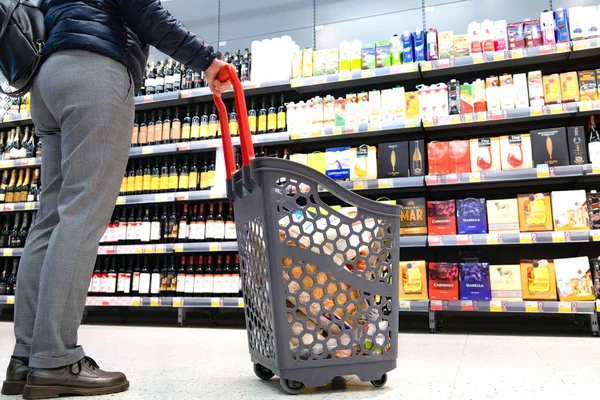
[280,378,305,395]
[253,363,274,381]
[370,374,387,388]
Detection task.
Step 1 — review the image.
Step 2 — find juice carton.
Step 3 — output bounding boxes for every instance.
[555,257,594,301]
[376,40,391,68]
[325,48,339,75]
[472,79,487,112]
[459,263,491,301]
[426,28,439,60]
[499,134,533,170]
[325,147,351,181]
[338,40,351,72]
[490,264,523,300]
[499,74,515,110]
[428,262,459,300]
[486,198,520,233]
[438,31,455,59]
[551,190,590,231]
[494,19,508,50]
[578,70,598,101]
[302,47,313,78]
[543,74,562,104]
[568,7,586,41]
[524,19,542,47]
[357,91,369,125]
[400,261,428,300]
[292,50,303,79]
[448,140,471,173]
[460,83,474,114]
[517,193,554,232]
[470,137,501,172]
[323,95,335,129]
[454,34,470,57]
[399,198,427,235]
[313,50,327,76]
[334,98,345,127]
[413,30,426,61]
[405,91,419,120]
[583,6,600,39]
[456,198,488,234]
[520,259,557,300]
[392,86,406,121]
[560,71,580,102]
[390,34,402,65]
[350,39,362,71]
[481,19,495,52]
[345,93,358,130]
[427,200,457,235]
[528,70,544,107]
[427,141,450,175]
[554,8,570,43]
[361,43,376,69]
[448,79,461,115]
[468,21,482,53]
[381,89,394,123]
[507,21,525,49]
[540,11,556,44]
[402,31,415,63]
[486,76,501,112]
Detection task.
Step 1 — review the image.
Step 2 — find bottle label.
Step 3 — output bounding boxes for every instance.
[225,221,237,240]
[248,116,257,133]
[200,123,208,139]
[150,273,161,294]
[160,176,169,191]
[214,221,225,240]
[118,224,127,241]
[123,273,132,294]
[231,275,240,294]
[120,178,127,194]
[200,172,208,189]
[127,176,135,193]
[138,126,147,144]
[169,175,179,189]
[208,123,218,138]
[176,274,186,292]
[147,125,155,143]
[191,124,200,139]
[277,112,287,130]
[204,275,214,294]
[151,176,160,192]
[91,276,100,293]
[179,175,189,190]
[117,273,126,292]
[205,221,215,240]
[267,114,276,131]
[188,172,198,190]
[178,222,188,240]
[154,123,162,140]
[100,225,111,243]
[171,122,181,140]
[126,224,135,241]
[134,176,143,192]
[168,273,177,292]
[143,175,152,192]
[150,222,161,241]
[207,171,215,188]
[162,124,171,142]
[88,278,93,294]
[590,142,600,163]
[134,221,142,241]
[140,221,151,243]
[222,275,232,294]
[194,275,204,294]
[106,273,117,294]
[229,121,239,136]
[185,275,195,293]
[132,272,141,291]
[197,221,206,240]
[181,125,191,140]
[258,116,267,132]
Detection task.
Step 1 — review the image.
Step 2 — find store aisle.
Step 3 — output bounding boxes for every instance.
[0,322,597,399]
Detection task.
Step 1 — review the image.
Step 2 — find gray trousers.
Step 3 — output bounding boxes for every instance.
[12,50,134,369]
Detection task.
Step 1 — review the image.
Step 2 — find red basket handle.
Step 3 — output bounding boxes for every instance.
[213,64,254,180]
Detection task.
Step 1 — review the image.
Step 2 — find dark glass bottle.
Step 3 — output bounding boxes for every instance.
[131,256,141,296]
[176,256,186,296]
[150,256,162,296]
[178,204,188,242]
[208,106,218,139]
[168,157,178,192]
[162,109,171,144]
[214,202,225,241]
[200,104,209,140]
[171,108,181,143]
[188,156,198,191]
[6,259,18,295]
[267,95,277,133]
[203,255,214,297]
[160,156,169,193]
[166,255,177,297]
[181,107,192,142]
[106,258,118,296]
[258,97,267,134]
[191,105,200,141]
[223,254,232,297]
[205,203,215,241]
[8,213,20,248]
[143,161,152,194]
[0,260,7,295]
[178,156,189,192]
[147,112,156,146]
[17,211,29,248]
[185,255,195,296]
[277,93,287,132]
[150,205,161,244]
[138,256,151,296]
[194,255,204,297]
[160,205,168,243]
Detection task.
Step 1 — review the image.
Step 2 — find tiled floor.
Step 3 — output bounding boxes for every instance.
[0,323,598,399]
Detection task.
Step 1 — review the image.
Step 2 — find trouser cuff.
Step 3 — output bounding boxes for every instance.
[28,346,85,369]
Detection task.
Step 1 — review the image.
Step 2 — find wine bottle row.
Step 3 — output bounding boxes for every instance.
[131,94,287,147]
[0,258,18,295]
[89,254,242,298]
[100,202,236,245]
[0,211,35,248]
[0,126,41,161]
[0,168,40,203]
[120,154,215,195]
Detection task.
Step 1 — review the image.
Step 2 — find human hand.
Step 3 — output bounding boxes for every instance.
[205,59,231,97]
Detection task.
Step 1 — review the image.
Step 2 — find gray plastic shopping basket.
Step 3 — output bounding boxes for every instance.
[215,65,399,395]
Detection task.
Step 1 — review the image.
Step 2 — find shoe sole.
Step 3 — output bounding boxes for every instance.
[1,380,25,395]
[22,380,129,399]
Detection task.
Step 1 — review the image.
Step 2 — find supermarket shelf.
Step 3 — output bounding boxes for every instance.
[0,157,41,169]
[430,299,595,314]
[291,64,421,93]
[425,164,586,188]
[96,242,236,255]
[427,231,591,247]
[116,193,175,205]
[174,190,226,202]
[173,241,238,253]
[0,202,39,212]
[0,248,23,257]
[84,296,244,308]
[399,235,427,248]
[420,43,571,81]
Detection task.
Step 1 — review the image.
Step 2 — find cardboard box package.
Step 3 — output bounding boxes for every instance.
[588,191,600,229]
[578,70,597,102]
[428,141,450,175]
[470,137,501,172]
[551,190,590,231]
[454,34,470,57]
[555,256,595,301]
[438,31,455,59]
[521,259,558,300]
[530,127,570,167]
[456,198,488,234]
[490,264,523,300]
[350,145,377,181]
[427,200,457,235]
[561,71,580,103]
[399,198,427,235]
[524,19,542,47]
[378,142,409,178]
[528,70,544,107]
[486,198,520,233]
[325,147,351,181]
[448,140,471,174]
[500,134,533,170]
[400,261,428,300]
[518,193,554,232]
[428,262,459,300]
[543,74,562,104]
[459,262,491,300]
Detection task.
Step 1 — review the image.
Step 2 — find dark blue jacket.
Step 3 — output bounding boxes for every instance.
[41,0,215,92]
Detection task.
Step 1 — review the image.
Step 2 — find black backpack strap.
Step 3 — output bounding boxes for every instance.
[0,0,19,42]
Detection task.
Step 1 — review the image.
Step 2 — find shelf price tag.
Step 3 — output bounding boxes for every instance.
[175,193,189,201]
[173,244,184,253]
[338,71,352,81]
[399,301,411,310]
[377,179,391,189]
[2,249,12,256]
[353,180,366,190]
[445,174,459,184]
[142,95,154,104]
[536,165,550,178]
[142,147,154,155]
[155,193,169,202]
[490,300,502,312]
[558,302,571,313]
[209,243,221,252]
[592,163,600,175]
[290,78,304,88]
[591,230,600,241]
[530,106,543,117]
[143,245,154,254]
[24,202,34,210]
[493,51,505,61]
[430,300,442,311]
[519,233,533,244]
[525,301,539,312]
[461,300,473,311]
[4,204,13,212]
[332,126,343,135]
[132,297,141,307]
[552,232,566,243]
[456,235,469,246]
[238,298,245,308]
[150,297,160,307]
[155,244,166,254]
[6,296,14,305]
[428,236,443,246]
[361,69,376,79]
[539,44,553,55]
[472,53,484,64]
[510,48,524,59]
[116,197,125,205]
[172,297,183,308]
[420,61,432,71]
[469,172,482,183]
[134,245,143,254]
[486,234,499,245]
[425,175,440,186]
[596,300,600,313]
[211,298,222,307]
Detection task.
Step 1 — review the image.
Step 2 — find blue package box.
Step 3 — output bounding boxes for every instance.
[459,262,491,300]
[554,8,570,43]
[456,198,488,234]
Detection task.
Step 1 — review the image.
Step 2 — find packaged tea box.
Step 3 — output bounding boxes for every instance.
[551,190,590,231]
[428,262,459,300]
[456,198,488,234]
[520,259,558,300]
[517,193,554,232]
[400,261,428,300]
[554,256,594,301]
[459,262,491,300]
[489,264,523,300]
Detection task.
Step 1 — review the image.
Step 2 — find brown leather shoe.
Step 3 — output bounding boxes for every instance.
[22,357,129,399]
[1,357,29,395]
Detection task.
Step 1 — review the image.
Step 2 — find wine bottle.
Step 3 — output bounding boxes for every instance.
[188,156,198,191]
[165,59,174,93]
[173,61,182,92]
[204,255,214,297]
[181,107,192,142]
[155,110,163,145]
[205,204,215,241]
[162,109,171,144]
[150,205,161,244]
[178,156,189,191]
[229,102,239,137]
[24,127,35,157]
[27,168,39,202]
[17,211,29,247]
[143,161,152,194]
[160,205,168,243]
[167,205,178,243]
[166,255,177,296]
[277,93,287,132]
[184,66,193,90]
[106,258,118,296]
[117,209,127,245]
[191,105,200,141]
[99,258,109,296]
[267,95,277,133]
[188,205,197,241]
[126,207,136,245]
[123,257,132,296]
[8,213,20,248]
[150,257,162,296]
[223,254,232,297]
[208,106,218,139]
[194,255,205,297]
[12,169,23,203]
[140,207,151,243]
[197,203,206,242]
[5,170,16,203]
[589,115,600,163]
[233,254,241,297]
[139,113,148,146]
[200,104,209,140]
[412,142,423,175]
[147,112,156,145]
[119,167,127,196]
[214,202,225,241]
[134,207,143,243]
[171,108,181,142]
[160,156,169,193]
[139,256,151,295]
[248,98,257,135]
[0,170,8,202]
[155,61,165,94]
[127,163,136,195]
[90,260,101,296]
[151,160,160,193]
[258,97,267,134]
[185,255,195,296]
[135,161,144,195]
[145,63,156,95]
[7,259,18,295]
[35,136,41,158]
[225,203,236,241]
[207,156,216,189]
[132,257,141,296]
[200,156,208,190]
[178,204,188,242]
[213,255,224,297]
[241,48,251,81]
[116,258,127,296]
[176,256,186,296]
[168,157,179,192]
[0,216,9,247]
